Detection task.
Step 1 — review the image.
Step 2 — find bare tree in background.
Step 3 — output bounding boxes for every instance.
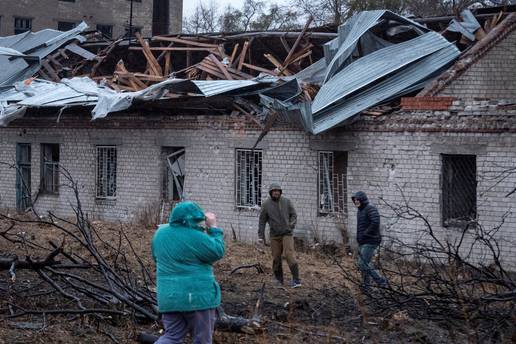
[183,1,218,34]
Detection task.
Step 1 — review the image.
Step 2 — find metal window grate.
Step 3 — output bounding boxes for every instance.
[318,151,347,214]
[14,17,32,34]
[41,144,59,194]
[442,154,477,226]
[236,149,262,207]
[96,146,117,199]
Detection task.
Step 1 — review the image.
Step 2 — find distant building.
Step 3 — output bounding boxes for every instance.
[0,0,182,37]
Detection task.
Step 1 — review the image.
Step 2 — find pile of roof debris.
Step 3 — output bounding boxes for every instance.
[0,8,512,134]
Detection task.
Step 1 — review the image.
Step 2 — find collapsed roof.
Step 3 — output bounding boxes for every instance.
[0,9,509,133]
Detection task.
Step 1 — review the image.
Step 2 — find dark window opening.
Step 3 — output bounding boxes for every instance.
[16,143,32,211]
[152,0,169,35]
[40,144,59,194]
[162,147,185,202]
[318,151,348,215]
[58,21,76,31]
[96,146,117,199]
[96,24,113,38]
[442,154,477,227]
[14,17,32,34]
[236,149,262,208]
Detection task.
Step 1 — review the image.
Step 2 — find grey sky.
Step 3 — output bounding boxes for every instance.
[182,0,288,18]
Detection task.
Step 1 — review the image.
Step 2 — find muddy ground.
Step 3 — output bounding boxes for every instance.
[0,220,485,343]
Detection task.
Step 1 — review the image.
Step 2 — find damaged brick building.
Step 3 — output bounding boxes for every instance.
[1,9,515,269]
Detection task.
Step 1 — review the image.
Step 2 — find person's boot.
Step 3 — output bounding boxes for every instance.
[288,264,301,288]
[273,259,284,286]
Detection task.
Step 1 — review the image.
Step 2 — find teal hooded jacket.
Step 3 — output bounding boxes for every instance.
[151,201,225,312]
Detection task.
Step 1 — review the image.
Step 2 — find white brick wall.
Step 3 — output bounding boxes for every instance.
[1,115,515,268]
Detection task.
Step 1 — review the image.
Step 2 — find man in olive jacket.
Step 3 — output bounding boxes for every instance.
[258,183,301,287]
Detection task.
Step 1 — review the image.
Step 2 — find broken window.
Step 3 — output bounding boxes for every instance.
[16,143,31,211]
[14,17,32,34]
[96,146,117,199]
[96,24,113,38]
[236,149,262,208]
[40,144,59,194]
[58,21,76,31]
[318,151,348,215]
[442,154,477,227]
[162,147,185,202]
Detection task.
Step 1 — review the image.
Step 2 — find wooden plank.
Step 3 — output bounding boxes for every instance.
[128,46,221,54]
[230,43,239,63]
[135,32,163,76]
[282,15,313,67]
[41,60,60,82]
[208,54,233,80]
[237,41,250,71]
[195,64,227,80]
[202,59,245,80]
[152,36,219,48]
[164,52,172,76]
[115,72,166,82]
[264,54,292,76]
[242,62,275,75]
[280,36,291,54]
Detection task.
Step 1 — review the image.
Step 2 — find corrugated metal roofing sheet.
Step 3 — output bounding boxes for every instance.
[312,45,460,134]
[312,31,454,114]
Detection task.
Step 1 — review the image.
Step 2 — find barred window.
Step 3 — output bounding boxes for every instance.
[40,144,59,194]
[14,17,32,34]
[57,21,76,31]
[96,24,113,38]
[442,154,477,226]
[318,151,347,215]
[236,149,262,207]
[96,146,117,199]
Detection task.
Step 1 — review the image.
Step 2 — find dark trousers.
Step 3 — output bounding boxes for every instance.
[155,308,216,344]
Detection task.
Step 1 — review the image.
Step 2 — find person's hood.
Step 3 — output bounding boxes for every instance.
[269,183,283,196]
[352,191,369,206]
[169,201,205,228]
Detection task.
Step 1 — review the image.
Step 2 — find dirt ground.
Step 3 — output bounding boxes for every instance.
[0,220,474,343]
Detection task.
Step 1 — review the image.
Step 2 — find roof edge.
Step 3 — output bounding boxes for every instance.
[418,12,516,97]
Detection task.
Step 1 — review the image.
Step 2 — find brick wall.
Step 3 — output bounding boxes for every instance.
[0,0,182,37]
[438,29,516,99]
[1,103,515,268]
[0,119,345,246]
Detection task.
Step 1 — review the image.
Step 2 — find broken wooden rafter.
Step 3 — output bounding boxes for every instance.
[264,53,292,76]
[282,15,313,67]
[135,32,163,76]
[242,63,275,76]
[208,54,233,80]
[237,40,250,71]
[129,46,220,54]
[152,35,220,49]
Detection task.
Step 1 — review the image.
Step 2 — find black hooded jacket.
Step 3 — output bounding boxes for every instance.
[352,191,381,245]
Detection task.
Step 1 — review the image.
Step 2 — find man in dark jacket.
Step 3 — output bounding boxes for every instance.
[351,191,387,290]
[258,183,301,288]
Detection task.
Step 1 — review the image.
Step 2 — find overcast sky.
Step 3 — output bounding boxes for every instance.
[182,0,288,17]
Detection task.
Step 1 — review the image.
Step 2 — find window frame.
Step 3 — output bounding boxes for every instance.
[14,17,32,34]
[235,149,263,208]
[40,143,60,194]
[96,145,117,200]
[441,154,477,227]
[317,150,347,216]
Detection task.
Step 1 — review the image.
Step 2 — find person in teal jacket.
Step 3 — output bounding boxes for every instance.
[152,201,225,344]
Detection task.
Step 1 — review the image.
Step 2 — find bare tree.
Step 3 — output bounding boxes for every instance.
[250,4,300,31]
[183,1,219,34]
